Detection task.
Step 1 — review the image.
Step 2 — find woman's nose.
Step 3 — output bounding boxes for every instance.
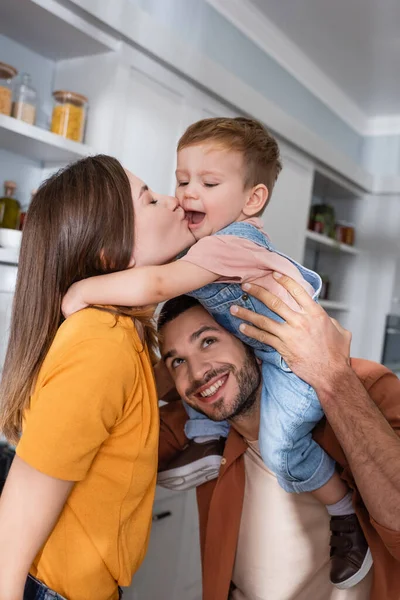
[161,195,179,211]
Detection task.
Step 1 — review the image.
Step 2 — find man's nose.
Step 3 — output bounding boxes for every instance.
[187,357,212,385]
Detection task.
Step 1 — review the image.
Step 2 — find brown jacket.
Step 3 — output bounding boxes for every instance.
[159,359,400,600]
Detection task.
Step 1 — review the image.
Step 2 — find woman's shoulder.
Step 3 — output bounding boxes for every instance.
[49,308,142,366]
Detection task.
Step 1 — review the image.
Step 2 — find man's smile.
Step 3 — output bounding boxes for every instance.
[193,373,230,405]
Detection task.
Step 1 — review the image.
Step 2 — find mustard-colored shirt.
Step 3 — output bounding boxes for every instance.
[17,309,159,600]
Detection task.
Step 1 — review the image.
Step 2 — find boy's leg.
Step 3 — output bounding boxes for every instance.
[319,474,373,590]
[256,354,372,588]
[182,401,230,440]
[157,402,229,491]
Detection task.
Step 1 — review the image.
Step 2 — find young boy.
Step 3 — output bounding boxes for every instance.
[63,117,372,588]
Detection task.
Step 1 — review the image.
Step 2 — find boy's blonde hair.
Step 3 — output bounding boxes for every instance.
[177,117,282,212]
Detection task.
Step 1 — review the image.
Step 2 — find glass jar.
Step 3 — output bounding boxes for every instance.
[0,62,18,116]
[0,181,21,230]
[12,73,37,125]
[320,274,330,300]
[51,90,88,143]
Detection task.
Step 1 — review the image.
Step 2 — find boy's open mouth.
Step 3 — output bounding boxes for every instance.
[185,210,206,229]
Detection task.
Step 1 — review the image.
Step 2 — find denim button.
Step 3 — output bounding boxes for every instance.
[242,293,249,301]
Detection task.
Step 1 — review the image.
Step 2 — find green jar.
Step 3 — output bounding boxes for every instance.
[0,181,21,230]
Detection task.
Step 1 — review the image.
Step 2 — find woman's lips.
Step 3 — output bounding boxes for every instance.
[175,206,186,220]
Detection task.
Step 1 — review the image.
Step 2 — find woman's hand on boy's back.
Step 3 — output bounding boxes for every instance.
[62,281,89,318]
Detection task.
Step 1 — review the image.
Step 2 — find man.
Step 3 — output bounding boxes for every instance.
[157,275,400,600]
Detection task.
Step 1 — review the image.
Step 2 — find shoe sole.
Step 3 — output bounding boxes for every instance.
[333,549,373,589]
[157,455,222,491]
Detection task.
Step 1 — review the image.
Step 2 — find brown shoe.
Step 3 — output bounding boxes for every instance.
[157,438,226,491]
[330,514,373,589]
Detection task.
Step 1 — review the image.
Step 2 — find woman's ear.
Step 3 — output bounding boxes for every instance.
[243,184,269,217]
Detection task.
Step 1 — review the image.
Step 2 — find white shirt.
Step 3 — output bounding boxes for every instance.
[231,441,372,600]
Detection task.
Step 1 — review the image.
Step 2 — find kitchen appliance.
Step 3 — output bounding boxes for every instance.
[381,314,400,372]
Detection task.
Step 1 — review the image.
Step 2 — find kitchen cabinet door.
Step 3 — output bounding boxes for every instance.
[123,491,187,600]
[119,66,185,196]
[0,265,18,370]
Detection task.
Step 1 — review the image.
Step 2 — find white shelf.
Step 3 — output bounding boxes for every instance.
[319,300,350,311]
[0,247,19,266]
[0,0,119,60]
[305,230,360,255]
[0,114,93,163]
[313,167,363,201]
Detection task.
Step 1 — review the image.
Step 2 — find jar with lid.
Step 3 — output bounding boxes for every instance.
[51,90,88,143]
[12,73,37,125]
[0,62,18,116]
[0,181,21,230]
[335,221,355,246]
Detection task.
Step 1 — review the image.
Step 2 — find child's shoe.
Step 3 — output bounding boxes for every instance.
[157,437,225,491]
[329,514,373,588]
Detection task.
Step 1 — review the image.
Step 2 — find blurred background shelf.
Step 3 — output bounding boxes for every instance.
[305,230,360,255]
[0,114,93,163]
[319,300,350,311]
[0,0,118,60]
[0,247,19,266]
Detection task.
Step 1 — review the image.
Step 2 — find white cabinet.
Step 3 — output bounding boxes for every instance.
[111,46,238,195]
[119,66,185,194]
[262,143,314,263]
[0,265,17,366]
[123,488,201,600]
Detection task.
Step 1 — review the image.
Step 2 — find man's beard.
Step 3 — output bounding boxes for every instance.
[185,346,261,422]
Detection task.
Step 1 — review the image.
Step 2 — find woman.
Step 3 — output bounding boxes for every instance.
[0,155,194,600]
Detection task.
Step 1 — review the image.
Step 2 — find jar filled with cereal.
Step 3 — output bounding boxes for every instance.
[0,62,18,117]
[51,90,88,143]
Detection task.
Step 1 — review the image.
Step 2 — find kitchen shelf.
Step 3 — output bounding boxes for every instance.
[0,0,119,60]
[0,114,93,163]
[0,247,19,266]
[319,300,350,311]
[305,230,360,255]
[313,167,364,201]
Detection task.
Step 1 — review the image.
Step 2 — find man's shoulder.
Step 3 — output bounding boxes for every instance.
[351,357,397,389]
[351,358,400,415]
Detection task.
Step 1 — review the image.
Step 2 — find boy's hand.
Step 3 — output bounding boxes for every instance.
[62,282,89,318]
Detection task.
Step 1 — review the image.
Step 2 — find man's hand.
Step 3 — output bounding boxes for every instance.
[230,273,352,393]
[62,281,88,318]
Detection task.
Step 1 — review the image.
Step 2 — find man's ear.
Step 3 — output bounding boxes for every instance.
[243,184,269,217]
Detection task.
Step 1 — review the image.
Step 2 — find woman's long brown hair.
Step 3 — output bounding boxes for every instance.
[0,155,157,443]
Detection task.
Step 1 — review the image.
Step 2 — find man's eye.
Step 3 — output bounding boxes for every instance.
[203,337,216,348]
[177,182,188,187]
[204,183,218,188]
[171,357,184,369]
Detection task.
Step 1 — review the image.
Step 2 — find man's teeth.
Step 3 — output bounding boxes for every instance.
[200,378,225,398]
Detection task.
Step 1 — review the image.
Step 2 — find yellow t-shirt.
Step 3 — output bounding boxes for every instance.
[16,308,159,600]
